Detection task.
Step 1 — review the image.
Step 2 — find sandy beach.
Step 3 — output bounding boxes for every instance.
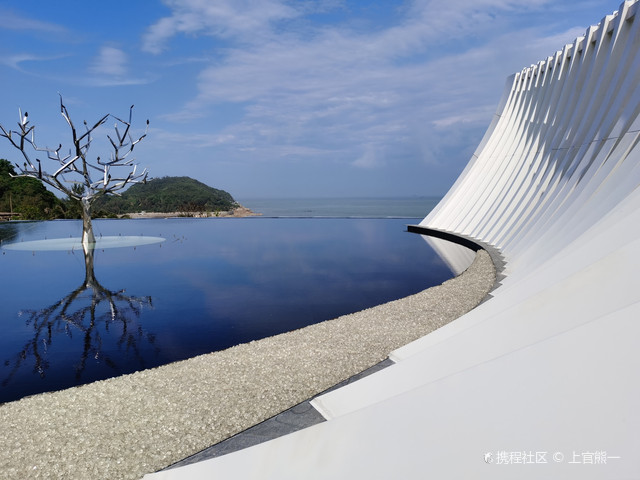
[124,206,260,219]
[0,249,495,480]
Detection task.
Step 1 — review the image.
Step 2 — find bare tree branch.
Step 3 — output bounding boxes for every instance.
[0,96,150,246]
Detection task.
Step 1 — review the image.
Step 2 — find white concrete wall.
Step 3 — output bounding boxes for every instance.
[145,2,640,478]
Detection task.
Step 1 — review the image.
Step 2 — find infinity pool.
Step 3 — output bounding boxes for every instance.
[0,217,454,403]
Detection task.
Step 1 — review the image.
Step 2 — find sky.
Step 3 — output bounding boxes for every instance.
[0,0,624,200]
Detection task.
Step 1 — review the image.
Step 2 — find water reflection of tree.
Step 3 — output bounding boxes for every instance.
[2,243,157,388]
[0,222,19,244]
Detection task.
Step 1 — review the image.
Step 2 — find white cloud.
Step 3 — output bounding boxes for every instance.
[1,53,68,71]
[142,0,301,54]
[150,128,237,148]
[352,144,383,169]
[0,9,68,35]
[83,46,153,87]
[145,0,613,188]
[90,46,128,77]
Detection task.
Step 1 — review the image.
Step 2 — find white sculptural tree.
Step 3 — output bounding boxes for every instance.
[0,96,149,247]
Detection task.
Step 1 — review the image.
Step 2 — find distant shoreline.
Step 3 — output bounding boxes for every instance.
[123,205,261,219]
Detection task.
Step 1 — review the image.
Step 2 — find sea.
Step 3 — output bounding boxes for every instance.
[238,196,441,219]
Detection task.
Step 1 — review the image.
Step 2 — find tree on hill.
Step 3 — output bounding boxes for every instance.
[0,159,65,219]
[0,97,148,244]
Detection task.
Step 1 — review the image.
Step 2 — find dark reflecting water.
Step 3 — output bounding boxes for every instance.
[0,218,453,403]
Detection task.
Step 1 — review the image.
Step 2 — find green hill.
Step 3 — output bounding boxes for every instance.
[94,176,238,214]
[0,159,66,220]
[0,162,237,220]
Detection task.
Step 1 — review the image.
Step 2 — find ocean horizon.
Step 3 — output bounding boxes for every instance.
[237,196,442,219]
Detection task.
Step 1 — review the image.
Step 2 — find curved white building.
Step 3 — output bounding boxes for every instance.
[147,2,640,478]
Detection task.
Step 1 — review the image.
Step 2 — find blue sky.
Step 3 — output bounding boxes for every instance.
[0,0,623,199]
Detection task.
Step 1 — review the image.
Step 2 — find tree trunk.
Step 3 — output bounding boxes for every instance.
[82,241,97,289]
[81,198,95,248]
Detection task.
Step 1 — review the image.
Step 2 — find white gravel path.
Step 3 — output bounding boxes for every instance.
[0,249,495,480]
